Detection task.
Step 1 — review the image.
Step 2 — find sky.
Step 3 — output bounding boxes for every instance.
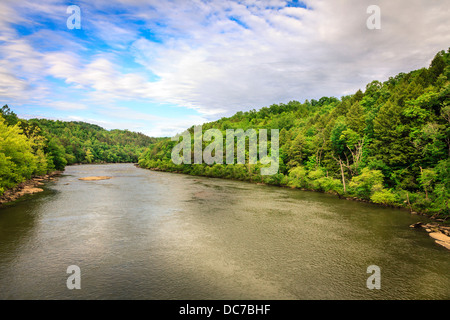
[0,0,449,137]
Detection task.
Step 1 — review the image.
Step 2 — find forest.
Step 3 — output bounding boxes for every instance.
[1,49,449,217]
[139,49,450,218]
[0,106,158,196]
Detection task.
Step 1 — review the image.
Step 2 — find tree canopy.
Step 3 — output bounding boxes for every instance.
[0,112,159,195]
[138,49,450,218]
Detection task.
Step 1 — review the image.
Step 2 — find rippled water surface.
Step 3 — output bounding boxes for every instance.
[0,164,448,299]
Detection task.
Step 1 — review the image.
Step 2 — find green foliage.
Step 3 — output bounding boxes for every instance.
[288,166,308,188]
[418,168,437,198]
[348,168,384,199]
[0,105,19,126]
[0,117,39,193]
[420,159,450,214]
[3,49,448,218]
[0,108,158,196]
[370,188,397,205]
[47,138,68,170]
[29,119,159,164]
[138,48,450,217]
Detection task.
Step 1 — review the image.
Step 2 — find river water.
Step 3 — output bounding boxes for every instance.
[0,163,448,299]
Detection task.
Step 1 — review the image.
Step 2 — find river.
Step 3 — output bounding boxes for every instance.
[0,163,448,299]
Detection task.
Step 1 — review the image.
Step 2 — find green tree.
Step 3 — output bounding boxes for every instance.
[85,149,94,164]
[0,104,19,126]
[349,168,385,199]
[0,118,38,189]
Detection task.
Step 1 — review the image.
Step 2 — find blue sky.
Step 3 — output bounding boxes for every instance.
[0,0,449,136]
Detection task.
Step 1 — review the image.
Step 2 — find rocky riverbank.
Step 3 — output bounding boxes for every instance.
[410,222,450,250]
[0,171,63,206]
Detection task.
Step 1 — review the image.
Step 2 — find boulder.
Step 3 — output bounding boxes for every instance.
[429,232,450,250]
[409,222,423,228]
[79,176,113,181]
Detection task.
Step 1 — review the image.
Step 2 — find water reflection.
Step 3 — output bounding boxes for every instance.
[0,164,448,299]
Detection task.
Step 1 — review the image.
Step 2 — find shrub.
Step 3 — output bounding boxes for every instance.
[288,166,309,188]
[371,188,397,205]
[349,168,384,199]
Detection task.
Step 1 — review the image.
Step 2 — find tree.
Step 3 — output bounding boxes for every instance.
[349,168,385,199]
[47,138,67,170]
[429,50,446,82]
[287,133,306,168]
[371,101,418,179]
[0,117,38,189]
[419,167,436,200]
[0,104,19,126]
[346,102,366,134]
[85,149,94,163]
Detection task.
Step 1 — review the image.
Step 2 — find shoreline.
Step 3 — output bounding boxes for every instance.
[138,165,450,250]
[3,164,449,250]
[136,165,438,216]
[0,163,132,206]
[0,171,63,206]
[409,222,450,250]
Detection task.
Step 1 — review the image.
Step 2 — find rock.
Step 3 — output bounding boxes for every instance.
[24,187,44,194]
[79,176,113,181]
[410,222,423,228]
[429,232,450,251]
[429,232,450,242]
[435,240,450,250]
[424,223,439,228]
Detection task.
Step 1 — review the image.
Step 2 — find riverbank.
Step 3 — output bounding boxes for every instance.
[138,164,449,220]
[0,171,63,206]
[0,163,130,205]
[410,222,450,250]
[141,165,450,252]
[1,162,448,299]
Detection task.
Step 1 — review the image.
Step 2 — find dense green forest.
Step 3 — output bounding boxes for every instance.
[0,106,158,195]
[139,49,450,218]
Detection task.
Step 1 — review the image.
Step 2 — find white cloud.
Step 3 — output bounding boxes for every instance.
[0,67,30,100]
[124,0,450,116]
[0,0,449,136]
[46,101,89,111]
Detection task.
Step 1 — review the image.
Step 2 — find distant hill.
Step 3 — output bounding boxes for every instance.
[30,118,160,164]
[0,106,158,195]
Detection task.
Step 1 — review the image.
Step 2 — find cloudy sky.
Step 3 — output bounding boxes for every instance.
[0,0,449,136]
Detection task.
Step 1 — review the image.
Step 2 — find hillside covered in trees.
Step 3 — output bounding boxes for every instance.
[139,49,450,218]
[0,106,158,196]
